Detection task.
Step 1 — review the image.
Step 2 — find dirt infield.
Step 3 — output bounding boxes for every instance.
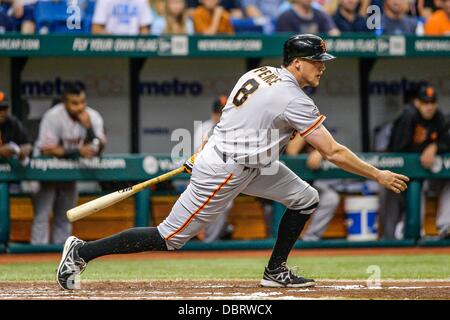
[1,248,449,300]
[1,280,449,300]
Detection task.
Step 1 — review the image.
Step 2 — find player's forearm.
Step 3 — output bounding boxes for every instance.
[19,143,32,158]
[324,144,381,181]
[205,8,224,34]
[0,145,15,158]
[41,146,66,157]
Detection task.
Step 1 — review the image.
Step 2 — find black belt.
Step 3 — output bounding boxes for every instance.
[214,145,252,170]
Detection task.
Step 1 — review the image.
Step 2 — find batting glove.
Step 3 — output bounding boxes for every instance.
[183,154,197,174]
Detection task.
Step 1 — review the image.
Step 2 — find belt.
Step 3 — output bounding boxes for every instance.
[214,145,251,170]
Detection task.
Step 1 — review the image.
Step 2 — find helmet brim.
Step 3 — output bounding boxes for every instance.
[303,52,336,61]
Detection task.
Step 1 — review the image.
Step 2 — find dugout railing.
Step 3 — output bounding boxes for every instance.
[1,153,450,253]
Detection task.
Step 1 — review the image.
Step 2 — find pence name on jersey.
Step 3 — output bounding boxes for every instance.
[213,66,326,167]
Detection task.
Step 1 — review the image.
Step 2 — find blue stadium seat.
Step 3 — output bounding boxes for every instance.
[231,18,264,34]
[35,0,94,34]
[83,0,96,33]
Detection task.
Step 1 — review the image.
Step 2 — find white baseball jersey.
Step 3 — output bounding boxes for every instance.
[34,103,106,156]
[213,66,326,167]
[193,119,216,151]
[92,0,153,35]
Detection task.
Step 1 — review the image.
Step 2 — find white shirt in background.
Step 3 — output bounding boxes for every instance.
[92,0,153,35]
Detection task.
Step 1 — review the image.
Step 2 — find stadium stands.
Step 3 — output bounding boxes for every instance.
[3,0,437,35]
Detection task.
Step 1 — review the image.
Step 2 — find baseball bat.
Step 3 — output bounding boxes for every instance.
[67,166,186,222]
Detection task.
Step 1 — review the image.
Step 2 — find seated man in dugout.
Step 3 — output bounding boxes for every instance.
[379,85,450,240]
[0,90,32,164]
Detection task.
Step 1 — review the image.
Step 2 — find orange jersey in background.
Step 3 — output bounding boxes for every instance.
[424,10,450,35]
[192,6,234,34]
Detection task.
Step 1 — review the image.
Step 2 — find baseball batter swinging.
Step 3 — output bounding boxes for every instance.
[57,34,409,290]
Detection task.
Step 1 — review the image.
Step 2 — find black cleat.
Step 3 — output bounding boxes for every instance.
[56,236,87,290]
[260,262,315,288]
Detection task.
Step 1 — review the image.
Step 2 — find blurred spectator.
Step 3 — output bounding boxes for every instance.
[424,0,450,35]
[0,9,13,33]
[241,0,287,19]
[276,0,341,35]
[187,0,244,18]
[357,0,371,16]
[379,85,450,240]
[152,0,194,35]
[333,0,370,32]
[242,0,288,33]
[92,0,153,35]
[192,0,234,34]
[0,90,32,163]
[31,84,107,245]
[312,0,340,15]
[0,0,36,33]
[194,95,234,242]
[150,0,165,19]
[380,0,418,34]
[417,0,440,19]
[285,134,340,241]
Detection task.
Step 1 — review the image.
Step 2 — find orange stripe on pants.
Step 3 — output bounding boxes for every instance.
[165,173,234,241]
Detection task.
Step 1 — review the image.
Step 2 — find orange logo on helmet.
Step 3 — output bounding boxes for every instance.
[320,40,327,52]
[426,87,434,98]
[219,95,227,106]
[0,91,4,102]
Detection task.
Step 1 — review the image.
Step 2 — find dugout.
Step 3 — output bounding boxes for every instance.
[0,34,449,252]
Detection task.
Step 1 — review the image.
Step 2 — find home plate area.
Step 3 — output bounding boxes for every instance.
[1,280,449,300]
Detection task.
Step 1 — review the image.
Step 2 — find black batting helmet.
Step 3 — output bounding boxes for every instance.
[283,34,335,66]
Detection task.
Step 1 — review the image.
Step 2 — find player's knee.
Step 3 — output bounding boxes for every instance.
[163,238,185,251]
[288,186,319,214]
[303,187,319,211]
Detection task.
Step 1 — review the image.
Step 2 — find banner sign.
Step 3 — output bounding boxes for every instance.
[1,35,449,57]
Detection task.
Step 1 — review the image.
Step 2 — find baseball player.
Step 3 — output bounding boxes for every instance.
[57,34,409,290]
[32,84,107,245]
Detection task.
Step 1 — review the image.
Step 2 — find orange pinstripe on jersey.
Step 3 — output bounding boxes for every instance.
[300,115,326,138]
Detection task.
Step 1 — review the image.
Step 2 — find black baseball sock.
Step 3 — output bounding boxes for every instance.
[267,204,317,270]
[78,227,168,263]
